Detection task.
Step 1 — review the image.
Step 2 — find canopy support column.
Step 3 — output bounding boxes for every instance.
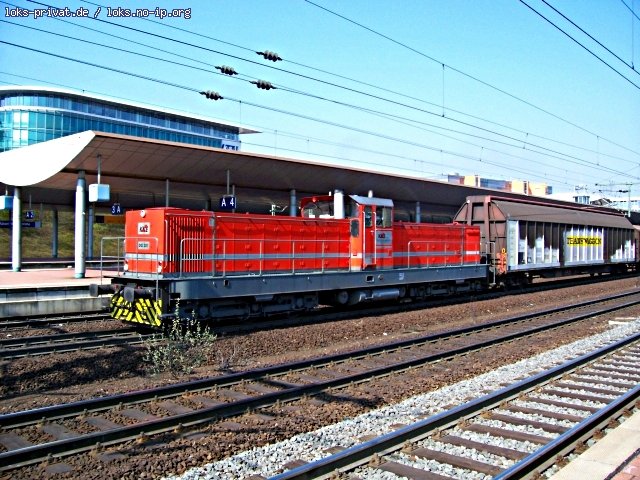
[11,186,21,272]
[74,171,86,278]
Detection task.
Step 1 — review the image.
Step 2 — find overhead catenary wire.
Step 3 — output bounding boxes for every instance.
[519,0,640,89]
[0,42,595,188]
[303,0,640,157]
[75,0,631,165]
[16,0,640,162]
[540,0,638,73]
[1,31,634,185]
[5,0,638,189]
[4,7,638,178]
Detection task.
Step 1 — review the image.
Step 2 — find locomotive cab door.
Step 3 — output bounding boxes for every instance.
[363,205,375,268]
[349,196,394,270]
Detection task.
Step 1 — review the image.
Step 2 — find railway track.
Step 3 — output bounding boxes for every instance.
[271,332,640,480]
[212,273,640,336]
[0,311,111,330]
[1,291,638,473]
[0,328,151,359]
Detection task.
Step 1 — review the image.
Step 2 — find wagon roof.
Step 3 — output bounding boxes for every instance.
[472,195,633,229]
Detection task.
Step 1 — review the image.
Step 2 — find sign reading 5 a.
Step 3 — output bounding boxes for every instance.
[219,196,236,211]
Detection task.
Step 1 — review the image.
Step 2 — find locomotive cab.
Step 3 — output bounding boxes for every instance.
[300,192,393,270]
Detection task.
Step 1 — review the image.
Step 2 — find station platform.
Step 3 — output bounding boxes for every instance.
[0,267,106,289]
[0,267,110,317]
[550,408,640,480]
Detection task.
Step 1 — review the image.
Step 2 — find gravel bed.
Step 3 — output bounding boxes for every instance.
[491,408,578,429]
[420,437,512,468]
[510,399,590,418]
[558,379,627,393]
[165,318,640,480]
[451,427,541,454]
[387,450,488,480]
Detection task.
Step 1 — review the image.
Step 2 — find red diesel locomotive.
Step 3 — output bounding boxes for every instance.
[91,192,485,327]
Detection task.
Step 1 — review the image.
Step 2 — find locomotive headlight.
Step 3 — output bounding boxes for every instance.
[140,210,146,218]
[157,263,163,273]
[123,260,129,271]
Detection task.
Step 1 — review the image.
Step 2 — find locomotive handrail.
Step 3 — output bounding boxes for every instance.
[177,237,352,278]
[99,236,159,278]
[98,236,126,281]
[178,236,213,276]
[99,235,162,304]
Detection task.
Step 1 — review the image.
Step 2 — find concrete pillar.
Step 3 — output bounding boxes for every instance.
[289,189,297,217]
[11,186,21,272]
[87,204,95,260]
[415,201,421,224]
[51,209,58,258]
[74,171,86,278]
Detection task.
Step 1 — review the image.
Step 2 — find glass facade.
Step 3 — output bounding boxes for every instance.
[0,90,242,152]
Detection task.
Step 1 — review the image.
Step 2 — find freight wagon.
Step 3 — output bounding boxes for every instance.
[453,195,637,285]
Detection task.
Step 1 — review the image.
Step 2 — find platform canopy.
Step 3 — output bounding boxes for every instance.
[0,130,579,218]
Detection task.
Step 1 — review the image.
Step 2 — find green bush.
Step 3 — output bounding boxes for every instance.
[141,313,217,377]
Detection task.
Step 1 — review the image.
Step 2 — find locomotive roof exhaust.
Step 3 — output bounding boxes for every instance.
[334,189,344,219]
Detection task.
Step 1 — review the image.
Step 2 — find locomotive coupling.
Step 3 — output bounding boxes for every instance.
[122,286,156,303]
[89,283,117,297]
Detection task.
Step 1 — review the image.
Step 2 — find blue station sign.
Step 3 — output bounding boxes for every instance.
[219,196,236,211]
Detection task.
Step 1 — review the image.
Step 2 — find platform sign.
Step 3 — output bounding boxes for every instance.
[25,210,35,219]
[219,196,236,211]
[0,221,41,228]
[111,203,123,215]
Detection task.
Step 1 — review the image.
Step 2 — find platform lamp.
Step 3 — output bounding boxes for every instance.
[88,154,110,202]
[0,187,12,210]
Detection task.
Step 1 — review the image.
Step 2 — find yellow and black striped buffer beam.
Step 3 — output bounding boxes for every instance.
[110,294,162,327]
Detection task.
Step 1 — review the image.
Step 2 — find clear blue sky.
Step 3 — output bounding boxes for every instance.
[1,0,639,196]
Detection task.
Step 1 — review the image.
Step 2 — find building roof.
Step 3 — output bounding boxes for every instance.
[0,85,259,135]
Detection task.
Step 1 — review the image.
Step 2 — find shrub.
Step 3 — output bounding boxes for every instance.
[141,313,217,377]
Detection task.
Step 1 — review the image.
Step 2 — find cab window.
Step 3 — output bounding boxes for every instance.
[376,206,392,227]
[364,206,373,227]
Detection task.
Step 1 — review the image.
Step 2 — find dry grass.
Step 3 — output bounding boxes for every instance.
[0,209,123,259]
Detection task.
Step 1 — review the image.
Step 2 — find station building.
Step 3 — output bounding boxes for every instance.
[0,85,253,152]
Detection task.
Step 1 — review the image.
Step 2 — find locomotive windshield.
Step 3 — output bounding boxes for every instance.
[302,199,334,218]
[302,199,355,218]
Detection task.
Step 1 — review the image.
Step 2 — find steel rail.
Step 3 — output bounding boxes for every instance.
[0,296,638,471]
[0,327,138,348]
[269,332,640,480]
[0,331,154,359]
[0,311,111,329]
[1,290,638,429]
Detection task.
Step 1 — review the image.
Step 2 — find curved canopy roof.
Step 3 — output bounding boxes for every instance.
[0,131,621,220]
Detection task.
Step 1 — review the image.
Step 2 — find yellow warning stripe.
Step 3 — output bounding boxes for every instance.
[110,293,162,327]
